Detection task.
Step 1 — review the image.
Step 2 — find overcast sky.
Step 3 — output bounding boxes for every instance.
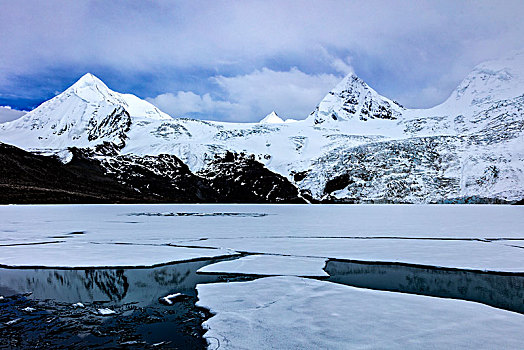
[1,0,523,122]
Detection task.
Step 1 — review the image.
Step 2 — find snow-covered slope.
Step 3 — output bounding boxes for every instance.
[1,52,523,203]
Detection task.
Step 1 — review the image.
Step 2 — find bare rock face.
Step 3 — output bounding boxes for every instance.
[87,106,131,148]
[0,142,147,204]
[198,151,305,203]
[69,147,214,203]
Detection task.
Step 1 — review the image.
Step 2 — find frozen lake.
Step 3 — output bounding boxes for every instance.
[1,204,523,348]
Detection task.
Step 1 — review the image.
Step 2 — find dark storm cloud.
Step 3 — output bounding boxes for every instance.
[1,0,523,121]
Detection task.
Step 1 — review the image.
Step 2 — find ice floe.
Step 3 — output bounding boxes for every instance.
[197,276,524,349]
[0,242,234,268]
[159,293,189,305]
[97,308,116,316]
[188,237,524,272]
[197,255,328,277]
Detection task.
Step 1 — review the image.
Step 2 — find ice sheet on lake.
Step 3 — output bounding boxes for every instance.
[187,237,524,272]
[492,240,524,249]
[197,255,329,277]
[0,242,233,268]
[0,204,523,270]
[1,204,524,243]
[196,276,524,350]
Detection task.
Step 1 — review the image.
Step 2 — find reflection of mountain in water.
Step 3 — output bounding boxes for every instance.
[153,267,191,286]
[326,260,524,313]
[2,256,522,314]
[0,258,228,306]
[83,269,129,301]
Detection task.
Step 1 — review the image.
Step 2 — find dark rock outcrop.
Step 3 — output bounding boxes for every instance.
[0,143,305,204]
[198,151,305,203]
[71,148,216,202]
[0,143,147,204]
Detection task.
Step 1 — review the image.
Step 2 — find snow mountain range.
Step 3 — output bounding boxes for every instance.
[1,51,523,203]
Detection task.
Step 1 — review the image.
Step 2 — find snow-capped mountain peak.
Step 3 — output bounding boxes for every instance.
[307,72,404,125]
[71,73,107,89]
[66,73,172,121]
[260,111,284,124]
[445,50,524,109]
[66,73,118,104]
[0,73,170,150]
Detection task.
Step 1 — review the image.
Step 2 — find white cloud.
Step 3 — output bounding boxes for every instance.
[0,106,25,123]
[2,1,524,110]
[148,67,343,122]
[214,68,342,121]
[147,91,245,118]
[318,48,355,76]
[330,57,354,76]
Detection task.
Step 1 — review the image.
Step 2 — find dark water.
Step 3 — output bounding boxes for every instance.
[1,256,522,349]
[0,257,250,349]
[325,259,524,314]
